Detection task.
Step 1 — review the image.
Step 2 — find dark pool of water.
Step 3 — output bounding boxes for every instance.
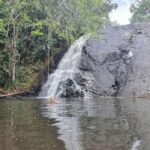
[0,97,150,150]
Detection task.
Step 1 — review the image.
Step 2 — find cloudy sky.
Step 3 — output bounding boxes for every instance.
[109,0,136,25]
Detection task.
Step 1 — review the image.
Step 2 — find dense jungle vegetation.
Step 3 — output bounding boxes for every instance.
[0,0,117,93]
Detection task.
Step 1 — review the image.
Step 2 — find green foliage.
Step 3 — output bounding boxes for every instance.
[15,65,40,89]
[0,49,9,88]
[0,0,7,48]
[31,30,44,36]
[0,0,115,90]
[130,0,150,23]
[0,19,6,45]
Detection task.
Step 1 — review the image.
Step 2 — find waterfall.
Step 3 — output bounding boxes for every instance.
[39,35,89,98]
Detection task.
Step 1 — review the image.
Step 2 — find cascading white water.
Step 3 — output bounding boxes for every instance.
[39,35,89,98]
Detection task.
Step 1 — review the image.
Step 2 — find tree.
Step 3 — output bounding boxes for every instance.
[130,0,150,23]
[0,0,116,90]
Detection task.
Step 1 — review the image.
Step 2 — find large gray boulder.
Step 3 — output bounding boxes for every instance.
[57,78,84,98]
[78,23,150,97]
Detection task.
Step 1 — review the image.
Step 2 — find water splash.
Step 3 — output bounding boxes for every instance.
[131,140,142,150]
[39,35,90,98]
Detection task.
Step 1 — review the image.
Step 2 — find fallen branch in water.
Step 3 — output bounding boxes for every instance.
[0,90,32,98]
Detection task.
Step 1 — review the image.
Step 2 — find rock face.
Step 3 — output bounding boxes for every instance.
[40,23,150,98]
[77,23,150,97]
[58,79,84,98]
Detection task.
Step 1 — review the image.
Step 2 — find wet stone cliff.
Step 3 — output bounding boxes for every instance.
[39,23,150,98]
[77,23,150,97]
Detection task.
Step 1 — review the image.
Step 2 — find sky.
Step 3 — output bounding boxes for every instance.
[109,0,136,25]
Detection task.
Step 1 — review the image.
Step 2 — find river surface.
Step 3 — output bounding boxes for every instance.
[0,97,150,150]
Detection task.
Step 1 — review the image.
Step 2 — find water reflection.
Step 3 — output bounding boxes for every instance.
[40,97,150,150]
[40,99,84,150]
[0,97,150,150]
[0,99,65,150]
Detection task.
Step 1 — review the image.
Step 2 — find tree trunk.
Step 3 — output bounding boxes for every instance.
[9,23,18,83]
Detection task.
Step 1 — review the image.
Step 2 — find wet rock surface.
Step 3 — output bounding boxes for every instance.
[77,23,150,97]
[41,23,150,98]
[58,79,84,98]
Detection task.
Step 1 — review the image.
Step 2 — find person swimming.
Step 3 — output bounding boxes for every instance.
[50,96,56,104]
